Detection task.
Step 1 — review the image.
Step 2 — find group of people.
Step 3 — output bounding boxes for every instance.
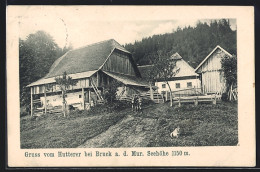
[131,94,142,112]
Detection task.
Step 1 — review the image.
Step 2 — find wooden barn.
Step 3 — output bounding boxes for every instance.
[138,53,201,99]
[27,39,149,115]
[195,45,232,94]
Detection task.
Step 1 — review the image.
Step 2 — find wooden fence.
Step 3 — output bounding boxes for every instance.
[163,87,202,101]
[173,94,222,107]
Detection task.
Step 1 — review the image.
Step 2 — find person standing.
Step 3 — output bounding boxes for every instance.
[131,95,135,111]
[138,95,142,112]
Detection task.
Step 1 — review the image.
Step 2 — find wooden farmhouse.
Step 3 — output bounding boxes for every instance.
[195,45,232,94]
[138,53,201,98]
[155,53,201,96]
[27,39,149,115]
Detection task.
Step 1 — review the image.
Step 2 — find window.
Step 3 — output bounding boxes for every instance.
[162,84,166,88]
[176,83,180,88]
[187,82,192,88]
[79,95,82,98]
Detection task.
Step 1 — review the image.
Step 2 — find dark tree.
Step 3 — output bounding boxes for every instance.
[221,55,237,100]
[147,50,179,107]
[125,19,236,68]
[19,31,71,111]
[103,80,122,104]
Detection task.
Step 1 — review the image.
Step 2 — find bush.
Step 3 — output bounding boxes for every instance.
[75,100,131,116]
[221,93,228,101]
[20,105,30,117]
[20,111,29,117]
[106,100,131,112]
[142,98,155,106]
[103,80,122,103]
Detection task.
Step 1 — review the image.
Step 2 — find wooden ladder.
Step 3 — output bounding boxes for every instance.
[90,78,104,101]
[118,87,126,99]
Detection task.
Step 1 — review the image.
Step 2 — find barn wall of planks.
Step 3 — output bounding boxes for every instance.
[102,51,136,76]
[196,48,227,94]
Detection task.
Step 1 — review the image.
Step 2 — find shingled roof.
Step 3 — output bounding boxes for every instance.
[103,71,149,87]
[138,52,198,81]
[27,39,132,87]
[137,65,154,79]
[46,39,130,78]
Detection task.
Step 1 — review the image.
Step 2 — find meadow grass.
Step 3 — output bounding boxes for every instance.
[20,101,237,148]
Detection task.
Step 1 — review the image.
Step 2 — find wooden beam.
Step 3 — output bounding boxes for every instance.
[97,72,99,87]
[30,87,33,116]
[149,83,153,100]
[178,94,181,107]
[82,87,85,110]
[88,89,91,104]
[44,85,47,114]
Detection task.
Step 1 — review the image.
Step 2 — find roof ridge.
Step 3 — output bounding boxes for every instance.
[28,39,134,85]
[170,52,182,59]
[72,39,114,51]
[137,64,154,67]
[195,45,232,71]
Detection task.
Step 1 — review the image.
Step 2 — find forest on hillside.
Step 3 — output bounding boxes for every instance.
[124,19,237,68]
[19,31,72,107]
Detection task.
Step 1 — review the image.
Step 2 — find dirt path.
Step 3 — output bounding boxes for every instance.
[78,111,159,148]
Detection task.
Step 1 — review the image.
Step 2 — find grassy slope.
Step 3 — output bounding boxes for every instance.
[20,106,128,148]
[145,102,238,147]
[21,102,238,148]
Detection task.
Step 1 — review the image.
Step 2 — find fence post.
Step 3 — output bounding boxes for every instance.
[44,85,47,114]
[213,94,217,105]
[30,87,33,116]
[194,96,198,106]
[149,84,154,100]
[82,87,85,110]
[178,94,181,107]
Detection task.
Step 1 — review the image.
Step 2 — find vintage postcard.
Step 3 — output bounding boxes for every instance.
[7,6,255,167]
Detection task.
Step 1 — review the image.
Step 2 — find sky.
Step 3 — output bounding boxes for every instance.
[15,6,237,49]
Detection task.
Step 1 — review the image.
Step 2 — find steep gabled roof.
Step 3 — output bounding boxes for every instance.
[195,45,232,72]
[137,65,154,79]
[46,39,130,78]
[175,60,198,77]
[138,53,198,80]
[27,39,132,87]
[172,53,198,77]
[170,52,182,60]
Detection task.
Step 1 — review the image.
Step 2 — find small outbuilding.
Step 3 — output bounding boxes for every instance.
[195,45,232,94]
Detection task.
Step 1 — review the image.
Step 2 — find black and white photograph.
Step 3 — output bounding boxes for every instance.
[7,6,255,167]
